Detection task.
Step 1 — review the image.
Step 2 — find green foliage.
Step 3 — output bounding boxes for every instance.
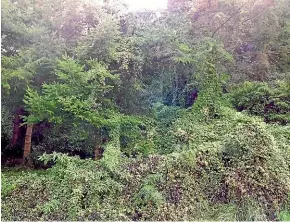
[1,55,34,93]
[175,39,233,120]
[153,103,185,154]
[24,56,119,125]
[100,142,123,172]
[279,211,290,221]
[2,153,125,221]
[278,193,290,221]
[192,41,232,120]
[76,16,121,63]
[1,167,47,197]
[1,174,17,198]
[25,150,48,168]
[2,106,289,220]
[134,173,165,209]
[230,80,290,124]
[1,105,13,143]
[222,122,289,215]
[2,0,290,220]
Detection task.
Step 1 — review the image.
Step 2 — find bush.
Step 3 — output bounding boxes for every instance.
[230,80,290,125]
[153,103,184,154]
[1,106,13,155]
[221,122,289,219]
[279,211,290,221]
[1,153,126,221]
[2,108,290,221]
[1,174,17,198]
[25,150,51,169]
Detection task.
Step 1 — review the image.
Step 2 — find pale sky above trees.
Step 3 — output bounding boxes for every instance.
[125,0,167,10]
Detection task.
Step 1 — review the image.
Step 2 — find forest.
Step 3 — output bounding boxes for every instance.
[1,0,290,220]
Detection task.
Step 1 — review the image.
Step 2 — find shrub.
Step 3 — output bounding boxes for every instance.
[1,174,17,198]
[1,153,125,221]
[153,103,184,154]
[1,105,13,143]
[230,80,290,125]
[221,122,290,219]
[2,109,290,221]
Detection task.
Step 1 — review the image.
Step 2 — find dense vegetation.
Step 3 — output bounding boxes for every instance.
[1,0,290,220]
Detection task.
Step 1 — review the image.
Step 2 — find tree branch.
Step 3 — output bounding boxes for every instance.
[211,0,260,38]
[211,5,244,38]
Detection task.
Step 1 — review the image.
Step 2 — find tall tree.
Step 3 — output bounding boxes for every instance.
[23,57,120,158]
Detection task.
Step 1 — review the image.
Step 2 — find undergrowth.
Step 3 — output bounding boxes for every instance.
[2,105,289,221]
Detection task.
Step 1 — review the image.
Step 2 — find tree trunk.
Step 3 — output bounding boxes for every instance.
[94,130,103,160]
[172,72,178,106]
[11,108,24,146]
[23,124,33,162]
[11,114,20,146]
[94,145,103,160]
